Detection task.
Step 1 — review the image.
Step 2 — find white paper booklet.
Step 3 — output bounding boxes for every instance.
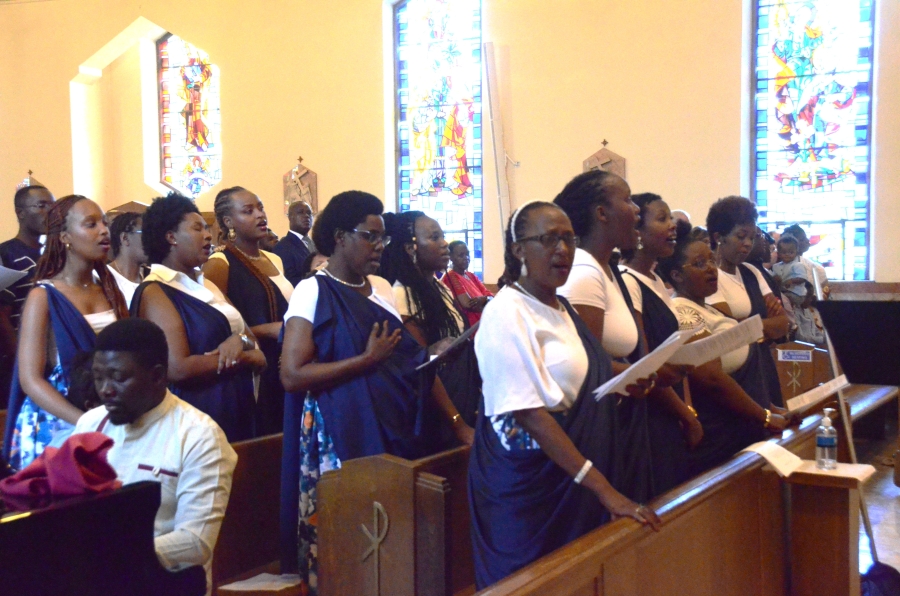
[0,266,27,293]
[668,315,764,367]
[742,441,804,477]
[593,328,695,399]
[786,374,850,413]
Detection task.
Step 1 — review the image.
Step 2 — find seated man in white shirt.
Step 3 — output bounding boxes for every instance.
[73,318,238,594]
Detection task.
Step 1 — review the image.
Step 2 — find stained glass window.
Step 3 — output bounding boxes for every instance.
[157,34,222,198]
[395,0,484,277]
[753,0,874,280]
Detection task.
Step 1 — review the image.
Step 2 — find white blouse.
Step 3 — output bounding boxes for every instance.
[284,271,401,324]
[558,248,638,358]
[706,263,772,320]
[144,264,246,336]
[107,264,140,309]
[392,279,465,335]
[620,265,673,314]
[475,286,589,416]
[207,249,294,304]
[672,296,749,374]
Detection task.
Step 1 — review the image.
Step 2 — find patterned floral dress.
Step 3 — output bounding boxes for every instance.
[296,393,341,594]
[9,362,74,470]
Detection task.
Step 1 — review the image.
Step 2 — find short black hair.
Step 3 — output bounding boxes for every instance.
[553,170,621,238]
[448,240,467,254]
[777,234,800,249]
[95,319,169,369]
[141,193,199,264]
[109,212,142,259]
[783,224,808,241]
[621,192,665,260]
[706,195,758,249]
[311,191,383,257]
[14,185,49,211]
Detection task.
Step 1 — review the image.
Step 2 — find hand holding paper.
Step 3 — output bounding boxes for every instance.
[668,315,764,367]
[593,328,695,399]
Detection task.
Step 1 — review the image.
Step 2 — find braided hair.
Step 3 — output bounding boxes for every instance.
[552,170,619,238]
[380,211,460,344]
[35,195,129,319]
[502,201,561,281]
[213,186,279,322]
[109,212,142,260]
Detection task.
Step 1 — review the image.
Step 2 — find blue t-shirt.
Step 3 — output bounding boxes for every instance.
[0,238,41,330]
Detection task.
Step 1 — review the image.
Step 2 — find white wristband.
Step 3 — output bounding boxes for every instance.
[574,459,593,484]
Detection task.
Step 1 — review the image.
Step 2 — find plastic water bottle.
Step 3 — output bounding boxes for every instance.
[816,408,838,470]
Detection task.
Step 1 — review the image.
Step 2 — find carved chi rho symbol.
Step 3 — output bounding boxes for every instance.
[360,501,390,595]
[788,362,802,393]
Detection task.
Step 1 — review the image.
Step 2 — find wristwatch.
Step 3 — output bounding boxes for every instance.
[238,333,254,351]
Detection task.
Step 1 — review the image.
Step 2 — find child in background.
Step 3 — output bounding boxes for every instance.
[773,234,825,344]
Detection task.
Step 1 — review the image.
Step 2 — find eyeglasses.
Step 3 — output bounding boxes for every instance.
[518,233,578,249]
[684,257,715,271]
[351,229,391,246]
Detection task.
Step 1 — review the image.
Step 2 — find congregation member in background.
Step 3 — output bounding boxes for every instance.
[203,187,293,436]
[782,223,829,298]
[4,195,128,471]
[658,222,790,474]
[260,229,279,252]
[619,193,703,495]
[381,211,481,427]
[773,234,825,344]
[132,193,265,442]
[274,200,315,286]
[671,209,691,226]
[554,170,660,503]
[469,201,661,590]
[442,240,493,328]
[747,227,782,300]
[106,212,146,308]
[705,196,790,408]
[279,192,472,592]
[75,319,237,595]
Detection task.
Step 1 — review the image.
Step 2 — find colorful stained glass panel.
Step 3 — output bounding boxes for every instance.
[753,0,874,280]
[158,34,222,198]
[395,0,484,277]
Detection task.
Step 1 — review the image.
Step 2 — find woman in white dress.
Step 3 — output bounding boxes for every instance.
[203,186,294,435]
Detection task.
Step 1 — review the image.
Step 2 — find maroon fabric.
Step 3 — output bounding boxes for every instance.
[0,432,121,512]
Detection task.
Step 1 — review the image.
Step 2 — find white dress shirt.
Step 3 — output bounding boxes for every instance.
[74,391,238,595]
[144,264,246,335]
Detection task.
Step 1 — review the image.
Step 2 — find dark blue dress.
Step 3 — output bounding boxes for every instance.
[131,281,255,442]
[468,297,615,590]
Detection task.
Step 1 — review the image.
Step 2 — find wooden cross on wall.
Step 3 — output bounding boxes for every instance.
[583,140,626,179]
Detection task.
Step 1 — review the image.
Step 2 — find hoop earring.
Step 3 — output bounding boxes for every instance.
[227,228,236,241]
[520,258,528,277]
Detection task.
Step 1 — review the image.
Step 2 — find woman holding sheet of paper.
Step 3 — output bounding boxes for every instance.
[469,200,661,590]
[657,221,790,474]
[554,171,687,501]
[619,192,705,494]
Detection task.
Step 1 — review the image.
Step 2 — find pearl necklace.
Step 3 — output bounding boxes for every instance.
[323,267,366,288]
[513,282,564,312]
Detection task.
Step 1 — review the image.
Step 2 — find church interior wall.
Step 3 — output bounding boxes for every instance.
[0,0,897,281]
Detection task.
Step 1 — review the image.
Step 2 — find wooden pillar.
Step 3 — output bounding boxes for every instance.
[786,464,874,596]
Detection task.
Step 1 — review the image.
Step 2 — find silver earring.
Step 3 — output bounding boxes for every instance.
[412,252,418,265]
[520,258,528,277]
[636,235,644,250]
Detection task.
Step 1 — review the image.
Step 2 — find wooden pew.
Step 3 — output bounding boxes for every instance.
[317,445,473,596]
[212,433,283,594]
[472,412,870,596]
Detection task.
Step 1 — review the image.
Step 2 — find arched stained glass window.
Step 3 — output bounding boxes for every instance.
[394,0,484,277]
[753,0,874,280]
[158,34,222,198]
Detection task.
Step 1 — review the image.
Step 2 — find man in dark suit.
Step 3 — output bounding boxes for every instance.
[273,200,314,286]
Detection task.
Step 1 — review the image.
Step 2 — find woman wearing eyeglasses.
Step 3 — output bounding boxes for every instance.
[278,191,472,592]
[705,196,791,410]
[380,211,482,429]
[106,212,146,308]
[658,221,789,474]
[469,201,661,590]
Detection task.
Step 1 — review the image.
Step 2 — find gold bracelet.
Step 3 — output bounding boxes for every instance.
[763,408,772,428]
[687,405,698,418]
[451,413,462,425]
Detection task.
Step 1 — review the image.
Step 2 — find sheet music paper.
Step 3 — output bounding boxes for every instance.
[786,374,850,413]
[742,441,804,477]
[593,329,695,399]
[0,266,27,293]
[668,315,764,367]
[219,573,301,591]
[415,321,480,371]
